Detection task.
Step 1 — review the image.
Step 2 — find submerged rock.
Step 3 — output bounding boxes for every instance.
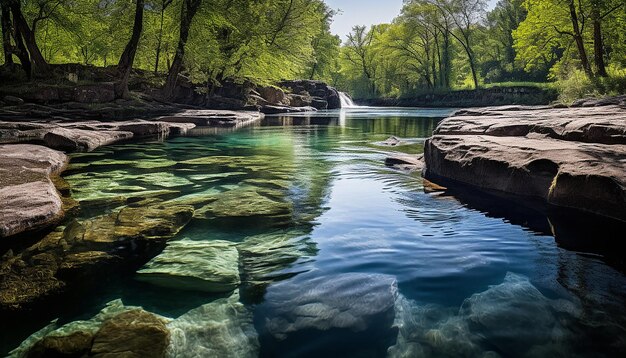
[459,272,578,355]
[81,203,194,243]
[91,310,170,358]
[11,294,259,358]
[194,187,292,224]
[9,300,171,358]
[259,273,399,357]
[0,144,69,238]
[237,230,311,299]
[167,291,259,358]
[0,203,194,310]
[385,154,424,172]
[388,272,581,358]
[376,136,409,147]
[389,294,488,358]
[137,239,240,293]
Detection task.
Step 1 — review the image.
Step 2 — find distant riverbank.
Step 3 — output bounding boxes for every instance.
[356,86,558,108]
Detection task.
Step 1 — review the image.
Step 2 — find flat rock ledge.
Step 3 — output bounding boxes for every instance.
[0,110,263,239]
[422,105,626,222]
[0,109,264,152]
[0,144,69,238]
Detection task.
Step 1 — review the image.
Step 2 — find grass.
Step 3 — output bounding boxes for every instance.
[483,81,557,89]
[556,66,626,104]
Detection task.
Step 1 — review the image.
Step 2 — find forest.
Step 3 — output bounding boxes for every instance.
[0,0,625,102]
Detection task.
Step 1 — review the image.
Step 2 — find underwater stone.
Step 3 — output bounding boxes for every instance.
[388,296,483,358]
[458,272,579,355]
[9,300,169,358]
[133,159,178,169]
[79,204,194,243]
[91,309,170,358]
[166,188,220,208]
[194,187,292,222]
[137,172,193,188]
[137,240,240,293]
[27,331,94,358]
[167,291,259,358]
[237,229,311,300]
[259,273,398,357]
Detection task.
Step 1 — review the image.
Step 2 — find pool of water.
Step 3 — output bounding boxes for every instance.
[4,108,626,357]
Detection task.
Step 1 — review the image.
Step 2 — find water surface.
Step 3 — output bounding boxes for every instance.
[5,108,626,357]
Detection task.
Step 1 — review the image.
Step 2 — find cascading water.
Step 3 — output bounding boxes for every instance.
[339,92,357,108]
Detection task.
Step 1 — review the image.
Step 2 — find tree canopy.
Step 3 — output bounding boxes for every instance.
[1,0,624,100]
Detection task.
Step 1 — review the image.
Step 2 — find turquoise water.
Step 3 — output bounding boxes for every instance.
[4,108,626,357]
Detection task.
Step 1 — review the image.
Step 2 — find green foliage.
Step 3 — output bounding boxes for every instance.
[1,0,624,101]
[556,66,626,104]
[2,0,338,86]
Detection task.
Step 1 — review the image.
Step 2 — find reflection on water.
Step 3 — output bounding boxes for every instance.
[3,108,626,357]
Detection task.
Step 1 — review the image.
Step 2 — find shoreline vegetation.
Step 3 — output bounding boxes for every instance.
[0,0,624,111]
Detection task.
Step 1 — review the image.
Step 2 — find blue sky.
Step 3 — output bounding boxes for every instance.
[325,0,499,41]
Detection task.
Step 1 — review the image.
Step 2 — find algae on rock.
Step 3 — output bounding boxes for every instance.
[137,239,241,293]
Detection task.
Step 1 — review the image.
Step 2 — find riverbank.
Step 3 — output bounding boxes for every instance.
[418,97,626,222]
[357,86,558,107]
[0,109,263,239]
[0,65,342,116]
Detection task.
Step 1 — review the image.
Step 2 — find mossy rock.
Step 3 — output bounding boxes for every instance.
[137,240,241,293]
[194,187,292,220]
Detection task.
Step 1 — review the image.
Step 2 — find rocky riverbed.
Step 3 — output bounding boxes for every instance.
[420,100,626,222]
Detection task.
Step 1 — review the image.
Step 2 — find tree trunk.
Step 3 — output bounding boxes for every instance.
[1,2,13,66]
[568,0,593,78]
[12,24,31,78]
[442,31,451,89]
[154,0,172,75]
[309,61,317,80]
[10,1,49,76]
[163,0,202,100]
[154,7,165,74]
[116,0,145,99]
[468,50,479,89]
[590,3,607,77]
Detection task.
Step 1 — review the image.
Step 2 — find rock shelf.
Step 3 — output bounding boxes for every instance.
[422,104,626,222]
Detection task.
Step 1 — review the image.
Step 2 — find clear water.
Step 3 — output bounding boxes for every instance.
[4,108,626,357]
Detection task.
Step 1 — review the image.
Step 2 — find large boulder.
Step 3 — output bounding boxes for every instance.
[279,80,342,110]
[258,86,289,106]
[423,105,626,222]
[0,144,68,238]
[258,273,399,357]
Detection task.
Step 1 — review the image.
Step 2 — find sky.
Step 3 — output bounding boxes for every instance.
[325,0,499,41]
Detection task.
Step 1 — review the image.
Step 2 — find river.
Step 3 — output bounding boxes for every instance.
[4,108,626,357]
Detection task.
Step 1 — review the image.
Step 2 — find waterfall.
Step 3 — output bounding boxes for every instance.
[339,92,357,108]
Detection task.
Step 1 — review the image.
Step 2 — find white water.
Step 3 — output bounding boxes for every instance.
[339,92,358,108]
